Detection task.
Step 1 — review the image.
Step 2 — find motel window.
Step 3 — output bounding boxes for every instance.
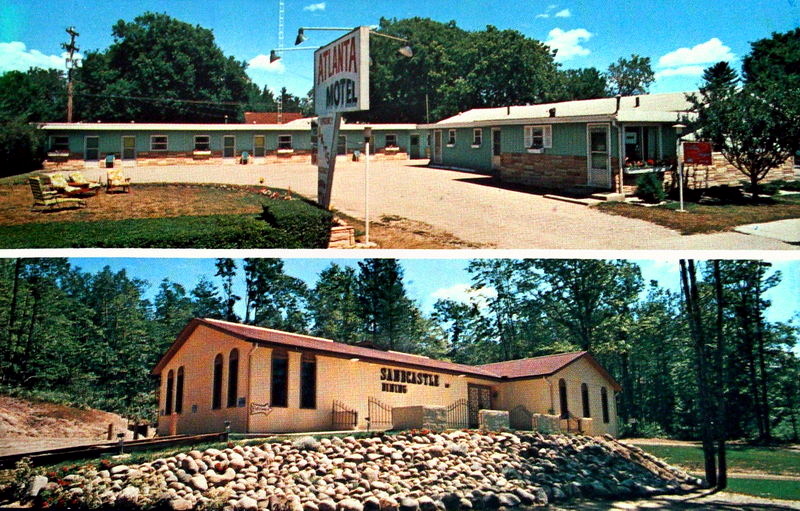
[523,125,552,150]
[601,387,610,424]
[150,135,168,151]
[385,134,398,147]
[165,370,174,415]
[278,135,293,150]
[300,353,317,409]
[175,367,184,414]
[472,129,482,147]
[581,383,590,418]
[194,135,211,151]
[558,378,569,419]
[253,135,266,157]
[271,349,289,408]
[227,349,239,408]
[447,129,456,146]
[212,354,223,410]
[51,136,70,152]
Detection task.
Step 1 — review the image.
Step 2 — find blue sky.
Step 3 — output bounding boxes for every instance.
[67,257,799,339]
[2,0,799,100]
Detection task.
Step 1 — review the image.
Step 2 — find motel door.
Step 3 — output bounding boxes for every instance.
[409,134,420,159]
[467,384,493,428]
[121,136,136,161]
[587,124,612,189]
[223,136,236,158]
[491,128,502,170]
[433,130,443,164]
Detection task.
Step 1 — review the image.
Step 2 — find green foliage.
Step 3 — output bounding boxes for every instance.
[0,120,45,177]
[243,259,309,332]
[635,172,666,203]
[308,264,362,343]
[75,12,251,122]
[637,444,800,477]
[260,198,333,249]
[605,54,655,96]
[9,457,42,502]
[0,69,66,123]
[742,27,800,91]
[553,68,609,101]
[725,477,800,501]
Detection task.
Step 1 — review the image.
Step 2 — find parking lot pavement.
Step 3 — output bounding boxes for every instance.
[78,161,799,250]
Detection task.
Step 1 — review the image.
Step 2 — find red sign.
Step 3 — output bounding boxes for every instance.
[683,142,713,165]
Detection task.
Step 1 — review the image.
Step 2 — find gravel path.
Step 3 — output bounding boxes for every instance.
[74,161,798,250]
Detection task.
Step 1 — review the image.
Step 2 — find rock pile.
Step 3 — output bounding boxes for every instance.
[30,431,700,510]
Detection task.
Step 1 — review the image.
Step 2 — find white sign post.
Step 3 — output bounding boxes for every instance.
[314,26,370,209]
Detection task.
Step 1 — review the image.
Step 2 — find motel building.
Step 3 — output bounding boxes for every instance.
[153,319,621,437]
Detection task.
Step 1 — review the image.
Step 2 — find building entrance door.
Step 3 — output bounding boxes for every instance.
[223,136,236,158]
[433,130,443,163]
[121,136,136,160]
[587,124,611,188]
[467,384,493,428]
[491,128,502,170]
[409,134,420,159]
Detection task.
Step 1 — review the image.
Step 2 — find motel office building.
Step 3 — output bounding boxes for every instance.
[153,319,621,437]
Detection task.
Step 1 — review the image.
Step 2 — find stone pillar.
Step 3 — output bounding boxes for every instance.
[478,410,509,431]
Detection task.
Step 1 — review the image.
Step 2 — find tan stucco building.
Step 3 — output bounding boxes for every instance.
[153,319,621,437]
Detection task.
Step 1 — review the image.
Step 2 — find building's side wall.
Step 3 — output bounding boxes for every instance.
[156,325,253,436]
[664,153,795,190]
[550,358,618,436]
[437,127,494,172]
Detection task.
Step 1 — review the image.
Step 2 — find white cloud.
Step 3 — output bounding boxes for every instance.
[658,38,735,68]
[303,2,326,11]
[535,13,550,19]
[247,54,286,73]
[545,28,592,61]
[554,8,571,17]
[431,283,497,309]
[0,41,75,73]
[655,65,706,79]
[535,4,561,18]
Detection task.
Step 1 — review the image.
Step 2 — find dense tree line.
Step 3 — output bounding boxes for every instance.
[1,257,797,446]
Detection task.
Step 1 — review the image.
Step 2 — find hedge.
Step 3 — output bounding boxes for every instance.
[261,197,333,248]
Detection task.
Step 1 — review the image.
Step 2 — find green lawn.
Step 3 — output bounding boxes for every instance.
[725,477,800,501]
[637,444,800,476]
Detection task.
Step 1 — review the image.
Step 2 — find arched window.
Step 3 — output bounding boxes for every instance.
[165,370,174,415]
[227,349,239,408]
[558,378,569,418]
[175,367,184,414]
[300,353,317,409]
[212,353,223,410]
[601,387,610,424]
[271,348,289,407]
[581,383,590,418]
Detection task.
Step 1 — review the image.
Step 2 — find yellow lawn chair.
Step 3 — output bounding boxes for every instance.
[29,177,86,211]
[107,168,132,193]
[48,172,85,197]
[67,171,102,195]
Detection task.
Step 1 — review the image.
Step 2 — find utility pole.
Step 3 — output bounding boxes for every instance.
[276,0,284,124]
[62,26,79,123]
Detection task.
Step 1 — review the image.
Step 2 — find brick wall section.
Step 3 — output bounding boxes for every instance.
[499,153,588,190]
[663,152,795,189]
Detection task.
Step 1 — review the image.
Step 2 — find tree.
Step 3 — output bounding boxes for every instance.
[605,54,655,96]
[75,12,251,122]
[555,68,609,101]
[0,119,46,176]
[0,69,66,123]
[191,277,225,320]
[243,259,308,332]
[742,27,800,92]
[307,264,361,343]
[214,258,240,322]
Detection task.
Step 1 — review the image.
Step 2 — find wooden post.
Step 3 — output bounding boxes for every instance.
[107,423,114,440]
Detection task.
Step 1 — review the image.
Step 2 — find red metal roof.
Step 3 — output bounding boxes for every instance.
[244,112,304,124]
[153,319,620,390]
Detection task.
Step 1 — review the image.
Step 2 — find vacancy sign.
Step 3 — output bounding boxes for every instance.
[314,26,370,116]
[314,26,370,208]
[683,142,713,165]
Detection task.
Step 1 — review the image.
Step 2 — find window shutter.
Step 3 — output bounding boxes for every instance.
[544,125,553,148]
[524,126,532,148]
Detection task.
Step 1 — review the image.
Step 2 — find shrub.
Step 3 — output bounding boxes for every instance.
[635,172,666,204]
[742,180,782,196]
[261,198,333,248]
[0,119,45,177]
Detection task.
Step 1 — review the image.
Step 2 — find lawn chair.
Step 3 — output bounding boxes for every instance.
[67,171,102,195]
[48,172,85,197]
[29,177,86,211]
[107,168,131,193]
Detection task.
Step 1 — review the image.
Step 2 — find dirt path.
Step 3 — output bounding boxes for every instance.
[68,162,797,250]
[551,489,800,510]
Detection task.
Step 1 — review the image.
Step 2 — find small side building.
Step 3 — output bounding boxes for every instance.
[152,318,621,436]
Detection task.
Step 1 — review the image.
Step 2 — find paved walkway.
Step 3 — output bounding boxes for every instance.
[78,161,798,250]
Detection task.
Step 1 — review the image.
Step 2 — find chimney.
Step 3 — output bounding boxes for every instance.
[635,97,640,108]
[549,107,556,118]
[506,105,511,115]
[614,95,622,114]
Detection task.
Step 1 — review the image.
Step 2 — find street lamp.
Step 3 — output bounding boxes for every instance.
[363,127,373,247]
[296,26,414,58]
[673,123,687,212]
[269,46,320,63]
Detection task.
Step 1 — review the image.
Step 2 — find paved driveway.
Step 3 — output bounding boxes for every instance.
[78,161,798,250]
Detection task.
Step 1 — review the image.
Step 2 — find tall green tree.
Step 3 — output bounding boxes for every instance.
[191,276,225,319]
[308,264,361,343]
[0,69,66,123]
[75,12,251,122]
[243,259,308,332]
[605,54,655,96]
[214,258,240,322]
[554,67,609,101]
